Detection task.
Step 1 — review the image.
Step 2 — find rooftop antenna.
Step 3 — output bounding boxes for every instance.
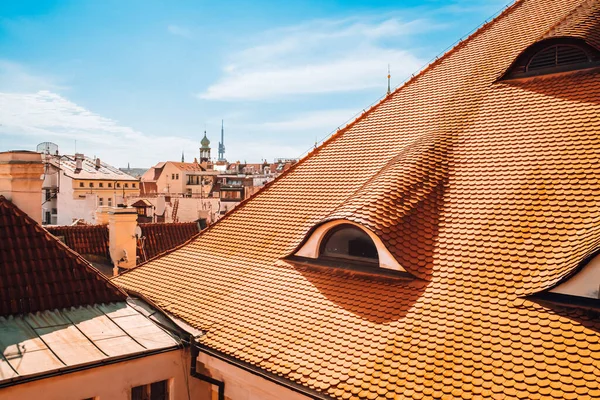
[387,64,391,95]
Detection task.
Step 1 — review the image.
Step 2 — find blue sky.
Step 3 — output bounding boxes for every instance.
[0,0,508,167]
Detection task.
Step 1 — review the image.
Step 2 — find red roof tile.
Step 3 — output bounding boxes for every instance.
[115,0,600,398]
[138,222,201,261]
[0,196,125,316]
[46,225,110,259]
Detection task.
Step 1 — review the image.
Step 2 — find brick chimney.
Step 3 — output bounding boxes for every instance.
[107,207,138,276]
[0,151,44,224]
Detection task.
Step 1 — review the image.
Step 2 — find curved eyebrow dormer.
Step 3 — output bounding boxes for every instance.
[549,250,600,300]
[294,220,408,273]
[501,37,600,80]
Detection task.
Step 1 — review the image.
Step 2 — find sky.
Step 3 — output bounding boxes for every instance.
[0,0,509,168]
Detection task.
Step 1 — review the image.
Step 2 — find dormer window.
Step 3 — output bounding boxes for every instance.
[502,38,600,79]
[527,44,591,72]
[319,224,378,264]
[292,220,408,273]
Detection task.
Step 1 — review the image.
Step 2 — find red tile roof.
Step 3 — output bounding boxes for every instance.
[138,222,200,261]
[46,225,110,259]
[115,0,600,399]
[46,222,201,265]
[0,196,125,316]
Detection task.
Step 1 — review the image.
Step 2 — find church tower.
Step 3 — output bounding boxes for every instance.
[200,131,211,162]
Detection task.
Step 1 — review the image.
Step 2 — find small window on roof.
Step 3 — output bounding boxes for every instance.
[503,38,600,79]
[319,224,378,264]
[527,44,591,72]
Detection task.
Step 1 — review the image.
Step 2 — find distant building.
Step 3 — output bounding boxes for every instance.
[42,152,139,225]
[140,161,218,197]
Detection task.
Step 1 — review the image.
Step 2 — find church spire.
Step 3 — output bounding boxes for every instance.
[387,64,391,95]
[181,151,185,163]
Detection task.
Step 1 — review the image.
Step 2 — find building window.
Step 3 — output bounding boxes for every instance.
[108,182,112,188]
[175,174,179,180]
[117,183,121,188]
[132,183,136,188]
[99,182,104,188]
[79,182,84,187]
[125,183,129,188]
[503,38,600,79]
[89,182,94,188]
[108,198,112,206]
[319,224,379,264]
[172,174,175,180]
[131,380,169,400]
[99,198,104,206]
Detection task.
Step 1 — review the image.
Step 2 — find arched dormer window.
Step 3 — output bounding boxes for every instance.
[502,38,600,79]
[319,224,378,264]
[292,220,408,274]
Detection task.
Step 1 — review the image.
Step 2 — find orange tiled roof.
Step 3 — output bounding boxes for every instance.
[0,196,125,316]
[115,0,600,399]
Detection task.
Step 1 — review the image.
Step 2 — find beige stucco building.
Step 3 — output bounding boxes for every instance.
[42,153,139,225]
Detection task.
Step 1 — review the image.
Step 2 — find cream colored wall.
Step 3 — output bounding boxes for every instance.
[551,253,600,299]
[0,350,210,400]
[155,163,186,194]
[197,353,310,400]
[72,179,140,200]
[0,151,44,224]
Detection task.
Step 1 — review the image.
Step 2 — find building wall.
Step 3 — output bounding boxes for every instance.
[48,170,140,225]
[155,163,186,194]
[0,350,210,400]
[56,173,98,225]
[197,353,310,400]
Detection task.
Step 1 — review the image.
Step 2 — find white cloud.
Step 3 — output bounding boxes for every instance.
[198,17,430,100]
[167,24,192,38]
[0,90,197,167]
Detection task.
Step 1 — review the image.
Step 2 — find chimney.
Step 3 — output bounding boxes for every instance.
[108,206,138,276]
[75,153,84,173]
[95,158,101,169]
[0,151,44,224]
[95,206,110,225]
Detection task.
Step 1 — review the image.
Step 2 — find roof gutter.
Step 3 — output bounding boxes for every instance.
[189,337,225,400]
